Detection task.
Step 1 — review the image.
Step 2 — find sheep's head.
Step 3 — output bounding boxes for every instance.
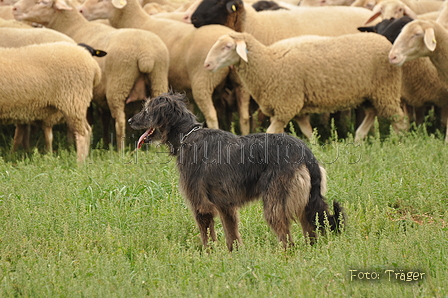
[13,0,71,25]
[389,20,437,66]
[191,0,243,28]
[204,34,247,72]
[364,0,417,25]
[78,0,113,20]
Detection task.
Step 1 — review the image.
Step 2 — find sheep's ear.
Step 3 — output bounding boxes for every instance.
[364,4,381,25]
[54,0,72,10]
[112,0,127,9]
[403,5,418,19]
[226,1,238,13]
[424,27,437,51]
[357,25,376,32]
[235,39,248,62]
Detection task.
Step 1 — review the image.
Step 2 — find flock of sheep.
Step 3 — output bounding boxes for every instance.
[0,0,447,162]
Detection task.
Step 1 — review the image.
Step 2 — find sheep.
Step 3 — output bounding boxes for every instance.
[0,5,14,19]
[189,0,377,45]
[436,0,448,29]
[0,16,31,27]
[143,2,176,14]
[0,0,16,5]
[363,0,443,25]
[204,32,409,141]
[0,26,77,152]
[188,0,381,137]
[78,0,252,135]
[352,0,442,15]
[300,0,356,6]
[13,0,170,151]
[252,0,289,11]
[0,41,101,161]
[389,20,448,142]
[359,17,448,130]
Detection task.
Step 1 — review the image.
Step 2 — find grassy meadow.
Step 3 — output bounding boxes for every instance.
[0,123,447,297]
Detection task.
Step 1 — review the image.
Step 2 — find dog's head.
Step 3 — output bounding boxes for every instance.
[128,91,198,149]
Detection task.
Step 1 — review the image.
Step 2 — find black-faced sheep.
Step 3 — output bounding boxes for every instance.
[204,32,409,140]
[0,42,101,161]
[77,0,252,135]
[13,0,170,151]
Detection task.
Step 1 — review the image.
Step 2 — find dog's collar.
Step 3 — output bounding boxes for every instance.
[180,125,202,144]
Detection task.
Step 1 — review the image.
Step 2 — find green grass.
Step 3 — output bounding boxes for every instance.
[0,128,447,297]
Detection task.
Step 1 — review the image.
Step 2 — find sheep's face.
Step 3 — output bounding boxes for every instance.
[389,21,436,66]
[204,35,244,72]
[13,0,58,24]
[191,0,240,28]
[78,0,113,20]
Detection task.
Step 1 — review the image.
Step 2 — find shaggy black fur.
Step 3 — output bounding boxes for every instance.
[129,91,344,251]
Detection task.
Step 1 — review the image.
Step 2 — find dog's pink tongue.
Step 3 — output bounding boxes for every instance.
[137,129,151,149]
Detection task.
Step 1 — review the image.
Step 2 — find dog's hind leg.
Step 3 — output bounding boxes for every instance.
[218,207,242,251]
[263,192,294,248]
[195,210,218,248]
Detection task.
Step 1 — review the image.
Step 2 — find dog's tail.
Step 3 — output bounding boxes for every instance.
[305,162,345,233]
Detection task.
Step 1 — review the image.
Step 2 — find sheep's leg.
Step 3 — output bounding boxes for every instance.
[191,81,220,130]
[66,116,91,162]
[12,124,30,151]
[148,67,169,98]
[107,98,127,151]
[229,69,251,135]
[266,117,286,133]
[235,85,251,135]
[73,121,92,162]
[42,125,53,153]
[294,115,313,139]
[442,107,448,143]
[373,99,408,134]
[193,95,219,129]
[218,206,241,251]
[113,109,127,151]
[354,108,377,142]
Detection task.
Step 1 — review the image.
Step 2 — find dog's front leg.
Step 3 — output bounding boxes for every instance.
[218,207,242,252]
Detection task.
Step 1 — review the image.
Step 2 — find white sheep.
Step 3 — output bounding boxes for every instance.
[187,0,382,136]
[0,41,101,161]
[0,16,31,27]
[0,26,78,152]
[204,32,408,140]
[78,0,252,135]
[389,20,448,142]
[436,0,448,29]
[188,0,377,45]
[363,0,443,25]
[300,0,356,6]
[13,0,170,151]
[0,5,14,19]
[351,0,442,15]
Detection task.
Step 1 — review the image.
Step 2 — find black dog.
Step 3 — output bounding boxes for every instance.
[129,91,344,251]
